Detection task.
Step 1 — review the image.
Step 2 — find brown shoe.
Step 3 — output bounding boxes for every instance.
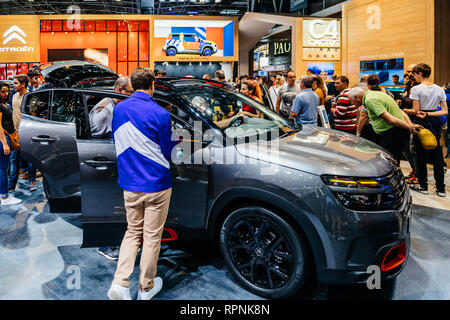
[36,171,42,178]
[22,173,29,180]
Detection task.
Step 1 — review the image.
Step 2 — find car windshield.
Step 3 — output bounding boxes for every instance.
[172,82,296,141]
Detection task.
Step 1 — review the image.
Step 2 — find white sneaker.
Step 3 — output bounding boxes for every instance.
[137,277,163,300]
[107,283,131,300]
[1,196,22,206]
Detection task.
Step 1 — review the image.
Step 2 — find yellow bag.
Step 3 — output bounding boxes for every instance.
[417,128,437,150]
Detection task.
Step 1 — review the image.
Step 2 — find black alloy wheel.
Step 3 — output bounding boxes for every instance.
[220,207,308,299]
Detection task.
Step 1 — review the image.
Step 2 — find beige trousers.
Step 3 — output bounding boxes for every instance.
[113,188,172,291]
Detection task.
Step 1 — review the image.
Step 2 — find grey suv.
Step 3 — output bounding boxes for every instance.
[19,78,412,299]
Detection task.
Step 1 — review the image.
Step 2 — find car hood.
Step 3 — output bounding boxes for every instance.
[40,61,118,88]
[234,126,396,177]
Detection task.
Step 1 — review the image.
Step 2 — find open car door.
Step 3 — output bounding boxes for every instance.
[77,90,129,247]
[80,92,211,247]
[19,89,86,212]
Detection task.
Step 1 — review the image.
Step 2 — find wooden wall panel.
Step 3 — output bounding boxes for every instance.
[342,0,435,85]
[434,0,450,86]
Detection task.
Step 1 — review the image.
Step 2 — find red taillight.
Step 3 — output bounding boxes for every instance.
[161,228,178,242]
[381,241,407,272]
[140,228,178,243]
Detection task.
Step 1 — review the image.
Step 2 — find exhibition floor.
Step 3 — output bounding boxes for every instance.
[0,162,449,300]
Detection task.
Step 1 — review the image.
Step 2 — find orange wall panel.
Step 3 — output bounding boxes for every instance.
[41,32,118,72]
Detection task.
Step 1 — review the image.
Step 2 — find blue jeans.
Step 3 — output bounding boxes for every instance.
[0,138,11,197]
[8,150,36,191]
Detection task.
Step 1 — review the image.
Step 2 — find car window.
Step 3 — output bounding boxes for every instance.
[172,35,179,41]
[155,98,194,127]
[23,91,50,119]
[50,90,82,123]
[86,93,128,140]
[172,83,294,141]
[51,90,89,139]
[184,36,195,42]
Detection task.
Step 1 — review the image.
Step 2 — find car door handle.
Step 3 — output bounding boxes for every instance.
[85,160,116,170]
[31,136,57,144]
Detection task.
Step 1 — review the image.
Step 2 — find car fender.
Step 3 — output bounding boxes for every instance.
[206,187,335,273]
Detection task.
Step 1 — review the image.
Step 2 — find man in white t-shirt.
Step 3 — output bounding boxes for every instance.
[404,63,448,197]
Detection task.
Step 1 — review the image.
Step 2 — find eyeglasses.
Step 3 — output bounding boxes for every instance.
[122,88,134,94]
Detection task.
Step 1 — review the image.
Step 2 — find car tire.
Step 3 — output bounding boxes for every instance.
[202,47,213,56]
[166,47,177,56]
[219,206,308,299]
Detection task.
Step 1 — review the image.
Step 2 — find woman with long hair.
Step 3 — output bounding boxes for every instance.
[312,76,327,106]
[239,80,263,118]
[0,81,22,205]
[250,79,264,103]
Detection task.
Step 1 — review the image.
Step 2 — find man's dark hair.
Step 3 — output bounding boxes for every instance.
[27,68,41,78]
[331,74,338,80]
[131,67,155,91]
[14,74,29,87]
[367,74,382,91]
[367,74,380,86]
[0,81,9,89]
[392,75,399,79]
[337,75,349,85]
[412,63,432,78]
[300,76,313,88]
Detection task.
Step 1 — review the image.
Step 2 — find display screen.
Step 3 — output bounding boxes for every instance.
[360,58,404,86]
[48,49,109,67]
[153,19,235,59]
[154,62,222,78]
[307,62,335,78]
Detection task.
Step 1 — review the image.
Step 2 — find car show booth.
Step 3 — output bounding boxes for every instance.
[238,13,342,79]
[0,15,239,79]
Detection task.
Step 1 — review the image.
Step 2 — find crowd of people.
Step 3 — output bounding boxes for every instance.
[210,65,448,197]
[0,63,447,300]
[0,68,45,206]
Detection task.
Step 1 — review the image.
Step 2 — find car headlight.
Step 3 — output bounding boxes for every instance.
[322,172,406,211]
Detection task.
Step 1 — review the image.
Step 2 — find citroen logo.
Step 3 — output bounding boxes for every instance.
[3,25,26,45]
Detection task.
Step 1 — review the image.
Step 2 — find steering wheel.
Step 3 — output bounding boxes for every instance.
[227,115,245,128]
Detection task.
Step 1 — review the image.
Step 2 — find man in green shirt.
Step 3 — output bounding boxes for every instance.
[348,86,421,165]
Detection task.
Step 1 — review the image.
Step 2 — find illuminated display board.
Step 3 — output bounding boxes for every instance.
[0,16,40,63]
[153,19,236,61]
[303,19,341,48]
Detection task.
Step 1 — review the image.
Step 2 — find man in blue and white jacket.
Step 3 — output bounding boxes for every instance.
[108,67,175,300]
